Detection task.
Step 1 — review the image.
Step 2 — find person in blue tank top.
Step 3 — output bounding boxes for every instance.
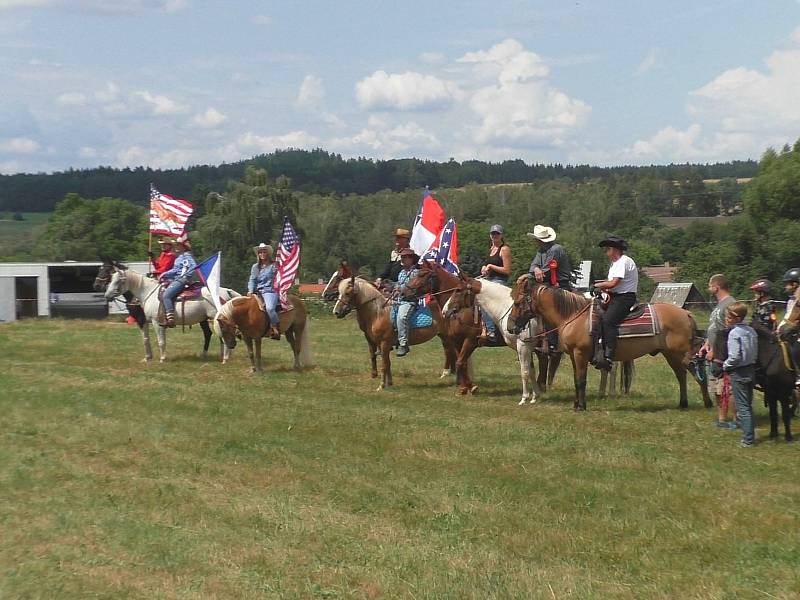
[395,248,420,357]
[248,243,281,340]
[159,238,197,327]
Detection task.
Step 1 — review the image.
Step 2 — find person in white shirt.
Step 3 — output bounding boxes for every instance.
[591,235,638,370]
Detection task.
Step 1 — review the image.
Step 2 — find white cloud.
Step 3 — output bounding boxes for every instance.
[296,75,325,109]
[192,107,227,128]
[457,39,590,147]
[331,121,439,157]
[355,70,457,111]
[251,14,272,25]
[78,146,97,159]
[56,92,88,106]
[134,90,187,115]
[0,137,40,154]
[236,131,319,153]
[636,47,658,75]
[95,82,119,102]
[419,52,446,65]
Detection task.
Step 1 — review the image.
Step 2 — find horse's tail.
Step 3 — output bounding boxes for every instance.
[296,318,314,368]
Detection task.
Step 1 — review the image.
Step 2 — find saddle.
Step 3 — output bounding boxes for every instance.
[390,304,434,330]
[589,300,661,339]
[156,282,204,326]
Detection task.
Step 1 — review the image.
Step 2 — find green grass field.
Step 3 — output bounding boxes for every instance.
[0,213,50,260]
[1,315,799,599]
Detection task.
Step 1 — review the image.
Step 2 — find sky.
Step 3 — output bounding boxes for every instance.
[1,0,800,174]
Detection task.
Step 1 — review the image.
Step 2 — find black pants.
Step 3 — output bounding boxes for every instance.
[601,293,637,360]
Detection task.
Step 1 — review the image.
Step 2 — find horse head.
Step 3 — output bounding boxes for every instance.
[444,277,476,319]
[213,307,238,350]
[103,265,129,300]
[405,260,437,299]
[333,275,357,318]
[507,276,536,335]
[322,261,353,302]
[94,259,114,292]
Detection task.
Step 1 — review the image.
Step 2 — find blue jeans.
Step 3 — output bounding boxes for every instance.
[396,302,414,346]
[479,276,507,336]
[731,369,755,444]
[260,291,279,326]
[163,278,188,312]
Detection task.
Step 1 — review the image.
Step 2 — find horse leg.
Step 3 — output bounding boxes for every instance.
[366,335,378,378]
[517,341,537,405]
[155,324,167,363]
[141,322,153,363]
[781,393,793,442]
[664,352,688,409]
[199,319,212,359]
[547,352,561,387]
[285,327,300,369]
[572,350,590,411]
[766,386,779,439]
[378,341,392,390]
[457,339,479,395]
[244,336,256,373]
[599,368,608,398]
[440,336,455,378]
[255,337,264,373]
[536,353,549,392]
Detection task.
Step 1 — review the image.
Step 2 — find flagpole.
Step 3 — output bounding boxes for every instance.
[147,183,154,271]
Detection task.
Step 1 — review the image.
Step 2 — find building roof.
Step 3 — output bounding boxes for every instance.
[650,282,708,307]
[642,263,677,284]
[298,283,327,295]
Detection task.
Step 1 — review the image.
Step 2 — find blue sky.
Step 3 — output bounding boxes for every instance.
[2,0,800,174]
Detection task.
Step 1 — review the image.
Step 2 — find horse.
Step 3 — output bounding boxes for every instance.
[322,262,456,380]
[213,294,313,373]
[333,273,450,390]
[102,264,240,363]
[442,270,632,403]
[508,277,712,411]
[753,326,794,441]
[94,260,222,362]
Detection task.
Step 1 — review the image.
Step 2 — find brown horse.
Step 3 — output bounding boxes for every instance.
[333,273,451,390]
[508,277,712,411]
[213,294,313,373]
[322,261,456,380]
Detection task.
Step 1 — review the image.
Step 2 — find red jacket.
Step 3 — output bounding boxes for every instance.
[153,251,176,277]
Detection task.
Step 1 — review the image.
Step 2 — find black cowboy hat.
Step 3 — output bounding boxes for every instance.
[598,234,628,251]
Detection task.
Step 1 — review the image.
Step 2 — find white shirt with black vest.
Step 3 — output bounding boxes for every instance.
[607,254,638,294]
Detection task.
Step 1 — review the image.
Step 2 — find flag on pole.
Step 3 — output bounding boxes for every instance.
[149,184,193,237]
[274,216,300,310]
[409,189,446,257]
[195,252,223,312]
[434,218,459,273]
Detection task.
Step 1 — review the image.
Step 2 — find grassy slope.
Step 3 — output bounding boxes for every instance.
[1,315,798,599]
[0,213,50,260]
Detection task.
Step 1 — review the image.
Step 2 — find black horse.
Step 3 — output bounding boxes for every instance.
[753,326,794,441]
[93,259,216,359]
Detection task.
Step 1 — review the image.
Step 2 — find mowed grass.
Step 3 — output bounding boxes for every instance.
[1,315,799,599]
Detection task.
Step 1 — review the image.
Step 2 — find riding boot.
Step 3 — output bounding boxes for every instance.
[165,311,176,328]
[269,325,281,340]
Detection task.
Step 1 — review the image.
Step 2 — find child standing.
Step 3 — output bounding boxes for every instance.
[722,302,758,447]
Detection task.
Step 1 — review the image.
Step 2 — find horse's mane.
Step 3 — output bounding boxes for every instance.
[538,283,589,319]
[217,295,250,320]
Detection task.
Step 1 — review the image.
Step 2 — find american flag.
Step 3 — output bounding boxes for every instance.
[149,184,193,237]
[274,216,300,310]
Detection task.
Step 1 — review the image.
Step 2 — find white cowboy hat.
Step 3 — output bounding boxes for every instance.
[527,225,557,243]
[254,242,274,257]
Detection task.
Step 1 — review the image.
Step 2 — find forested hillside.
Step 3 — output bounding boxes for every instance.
[0,149,757,213]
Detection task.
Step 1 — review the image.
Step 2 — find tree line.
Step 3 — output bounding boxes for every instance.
[0,148,757,213]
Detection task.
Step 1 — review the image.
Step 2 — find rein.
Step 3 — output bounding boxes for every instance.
[512,283,593,340]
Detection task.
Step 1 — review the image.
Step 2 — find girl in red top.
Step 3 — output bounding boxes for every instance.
[150,237,177,278]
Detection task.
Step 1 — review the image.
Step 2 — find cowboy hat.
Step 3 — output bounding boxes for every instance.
[394,228,411,238]
[598,234,628,251]
[254,242,274,257]
[527,225,556,243]
[399,248,418,259]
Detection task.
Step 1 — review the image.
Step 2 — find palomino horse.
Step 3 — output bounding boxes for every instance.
[333,274,450,390]
[94,260,220,361]
[322,262,456,380]
[213,294,313,373]
[103,265,239,363]
[508,277,712,411]
[420,266,542,403]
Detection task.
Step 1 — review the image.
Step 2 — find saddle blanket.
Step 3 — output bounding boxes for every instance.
[590,303,661,338]
[390,305,434,329]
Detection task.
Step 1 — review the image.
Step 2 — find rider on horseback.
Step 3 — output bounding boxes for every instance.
[749,278,778,332]
[394,248,420,357]
[149,237,176,279]
[778,267,800,386]
[375,228,411,291]
[159,237,196,328]
[248,243,281,340]
[590,235,638,371]
[478,224,512,343]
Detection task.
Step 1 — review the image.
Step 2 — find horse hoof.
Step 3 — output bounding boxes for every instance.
[469,385,478,395]
[786,435,794,442]
[371,372,378,379]
[518,398,527,406]
[141,358,151,363]
[440,370,452,379]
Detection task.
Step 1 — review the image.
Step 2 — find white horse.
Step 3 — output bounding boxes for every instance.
[447,277,543,405]
[104,266,240,363]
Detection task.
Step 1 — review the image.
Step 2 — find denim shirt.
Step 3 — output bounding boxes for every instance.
[248,263,276,294]
[396,267,419,304]
[161,252,196,281]
[723,323,757,372]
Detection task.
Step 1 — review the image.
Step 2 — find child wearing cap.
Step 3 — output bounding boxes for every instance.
[394,248,420,357]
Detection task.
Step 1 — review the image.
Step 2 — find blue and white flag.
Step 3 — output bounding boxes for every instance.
[195,251,223,312]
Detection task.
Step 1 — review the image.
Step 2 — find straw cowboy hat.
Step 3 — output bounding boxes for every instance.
[399,248,418,260]
[527,225,557,243]
[394,228,411,238]
[254,242,274,257]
